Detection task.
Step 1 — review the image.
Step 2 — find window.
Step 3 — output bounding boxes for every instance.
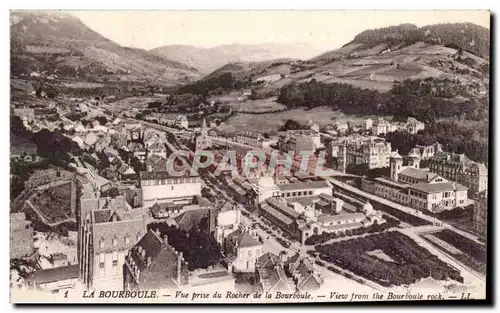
[112,251,118,267]
[309,191,313,195]
[100,238,105,249]
[125,234,130,245]
[99,254,105,274]
[112,237,118,247]
[248,250,252,257]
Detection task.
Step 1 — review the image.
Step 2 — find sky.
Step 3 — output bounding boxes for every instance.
[71,11,490,51]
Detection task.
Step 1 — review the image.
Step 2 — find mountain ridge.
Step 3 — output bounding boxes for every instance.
[150,43,323,74]
[10,11,202,86]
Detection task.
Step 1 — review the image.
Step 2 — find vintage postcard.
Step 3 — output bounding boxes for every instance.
[10,10,490,304]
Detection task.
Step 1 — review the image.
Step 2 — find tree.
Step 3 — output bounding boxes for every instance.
[280,119,302,131]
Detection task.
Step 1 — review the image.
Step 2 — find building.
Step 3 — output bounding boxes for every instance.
[372,118,393,136]
[363,152,469,212]
[331,136,392,172]
[251,169,332,206]
[370,117,425,135]
[277,130,321,154]
[10,212,34,259]
[472,195,487,238]
[256,253,295,293]
[234,131,265,147]
[214,204,242,245]
[408,142,443,160]
[10,142,39,162]
[78,194,147,290]
[428,152,488,195]
[145,154,168,172]
[192,119,212,151]
[364,118,373,130]
[222,225,263,273]
[256,252,323,293]
[27,265,79,294]
[123,229,189,290]
[406,117,425,134]
[300,199,385,243]
[175,115,189,129]
[283,253,324,292]
[139,171,202,207]
[146,141,167,158]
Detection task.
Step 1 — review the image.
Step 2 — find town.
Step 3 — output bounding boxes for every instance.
[10,11,489,303]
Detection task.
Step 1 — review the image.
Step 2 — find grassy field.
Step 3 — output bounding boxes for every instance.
[61,81,106,89]
[217,106,381,135]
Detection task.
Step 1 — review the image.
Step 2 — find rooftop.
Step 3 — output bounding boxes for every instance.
[278,180,331,192]
[409,181,468,194]
[30,264,79,285]
[260,203,293,225]
[399,167,439,182]
[317,213,366,223]
[228,228,262,248]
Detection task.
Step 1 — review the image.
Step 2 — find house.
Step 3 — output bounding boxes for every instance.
[150,202,184,219]
[330,136,392,172]
[27,265,79,294]
[11,143,39,162]
[284,253,323,292]
[145,154,168,172]
[428,151,488,195]
[139,171,202,206]
[78,194,147,290]
[123,229,189,291]
[146,141,167,158]
[256,252,295,293]
[222,225,263,273]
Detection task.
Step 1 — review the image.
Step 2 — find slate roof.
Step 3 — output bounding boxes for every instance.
[260,203,293,225]
[409,181,468,194]
[399,167,439,182]
[130,229,164,271]
[278,180,330,191]
[227,228,262,248]
[30,265,79,284]
[266,198,300,219]
[317,213,366,223]
[174,208,210,231]
[93,218,145,254]
[258,252,281,270]
[140,171,198,181]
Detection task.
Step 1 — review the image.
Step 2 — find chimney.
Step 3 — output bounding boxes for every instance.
[279,251,287,263]
[177,252,183,285]
[163,235,169,245]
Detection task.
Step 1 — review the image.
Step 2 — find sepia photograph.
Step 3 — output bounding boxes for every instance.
[9,9,490,304]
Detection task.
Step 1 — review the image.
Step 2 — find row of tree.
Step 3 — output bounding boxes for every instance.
[277,78,488,123]
[385,118,489,164]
